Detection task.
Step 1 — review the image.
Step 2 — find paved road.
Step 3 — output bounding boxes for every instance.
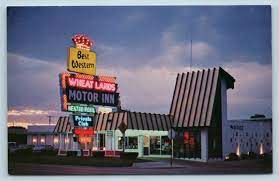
[8,160,272,175]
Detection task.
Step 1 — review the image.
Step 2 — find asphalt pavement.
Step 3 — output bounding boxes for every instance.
[8,159,272,175]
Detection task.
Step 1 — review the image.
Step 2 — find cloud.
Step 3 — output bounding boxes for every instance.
[149,30,216,68]
[8,53,65,110]
[223,61,272,119]
[7,29,271,124]
[8,109,49,116]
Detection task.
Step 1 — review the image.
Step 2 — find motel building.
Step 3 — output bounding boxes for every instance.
[27,67,272,161]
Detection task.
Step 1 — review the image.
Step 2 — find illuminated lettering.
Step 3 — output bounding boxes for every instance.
[73,115,94,127]
[66,77,116,92]
[67,105,96,113]
[66,89,119,107]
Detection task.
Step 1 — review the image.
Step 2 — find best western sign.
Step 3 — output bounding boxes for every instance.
[68,47,96,76]
[72,115,95,127]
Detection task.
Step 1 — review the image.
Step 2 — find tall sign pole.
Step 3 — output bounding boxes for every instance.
[118,121,127,153]
[168,128,175,167]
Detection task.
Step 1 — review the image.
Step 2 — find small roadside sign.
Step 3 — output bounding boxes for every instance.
[118,122,127,134]
[168,129,176,139]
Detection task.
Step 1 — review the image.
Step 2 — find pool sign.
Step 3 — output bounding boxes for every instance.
[72,115,95,127]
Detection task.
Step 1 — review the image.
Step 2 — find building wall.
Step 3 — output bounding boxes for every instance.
[27,133,76,151]
[97,130,169,157]
[223,119,272,157]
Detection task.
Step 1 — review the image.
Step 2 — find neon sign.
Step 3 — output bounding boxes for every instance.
[72,115,94,127]
[67,89,119,106]
[67,105,96,113]
[72,34,94,51]
[68,77,116,92]
[79,136,92,143]
[74,127,94,136]
[59,72,119,112]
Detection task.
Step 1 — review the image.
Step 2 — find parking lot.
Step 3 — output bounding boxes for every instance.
[9,158,272,175]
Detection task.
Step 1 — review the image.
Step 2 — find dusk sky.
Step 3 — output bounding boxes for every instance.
[7,6,272,126]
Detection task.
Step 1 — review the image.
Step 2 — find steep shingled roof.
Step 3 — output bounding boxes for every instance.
[169,67,235,127]
[53,112,172,133]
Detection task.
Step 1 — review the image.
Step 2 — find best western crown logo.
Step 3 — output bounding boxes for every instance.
[68,34,97,75]
[72,34,94,51]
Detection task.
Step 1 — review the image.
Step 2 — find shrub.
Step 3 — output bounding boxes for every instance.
[92,151,105,158]
[259,153,272,162]
[39,149,58,156]
[248,152,258,159]
[240,153,249,160]
[120,152,138,160]
[225,153,239,161]
[15,148,33,156]
[67,151,78,157]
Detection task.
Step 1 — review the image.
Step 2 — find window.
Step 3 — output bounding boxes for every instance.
[246,142,248,147]
[230,138,233,143]
[40,135,46,145]
[266,133,269,137]
[127,136,138,149]
[118,136,138,149]
[53,135,59,144]
[236,132,238,136]
[246,132,248,136]
[32,135,37,145]
[150,136,161,155]
[98,133,105,150]
[161,136,171,155]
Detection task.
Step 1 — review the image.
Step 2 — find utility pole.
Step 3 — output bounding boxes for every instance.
[47,116,52,125]
[190,38,192,72]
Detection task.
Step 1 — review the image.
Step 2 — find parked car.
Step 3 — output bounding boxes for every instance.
[32,145,54,153]
[225,153,239,161]
[8,142,18,153]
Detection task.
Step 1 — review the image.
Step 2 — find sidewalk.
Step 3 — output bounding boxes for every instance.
[133,160,185,168]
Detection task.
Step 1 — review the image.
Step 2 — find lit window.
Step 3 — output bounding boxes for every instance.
[65,137,70,144]
[53,136,59,144]
[32,136,37,145]
[118,136,138,149]
[40,138,45,144]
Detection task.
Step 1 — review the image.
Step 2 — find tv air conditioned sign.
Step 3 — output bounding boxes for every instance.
[72,115,95,127]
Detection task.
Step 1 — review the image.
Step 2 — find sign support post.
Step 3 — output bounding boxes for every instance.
[171,128,173,167]
[118,121,128,153]
[168,128,175,167]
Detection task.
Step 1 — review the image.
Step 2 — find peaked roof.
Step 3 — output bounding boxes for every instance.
[53,116,72,133]
[53,112,172,133]
[169,67,235,128]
